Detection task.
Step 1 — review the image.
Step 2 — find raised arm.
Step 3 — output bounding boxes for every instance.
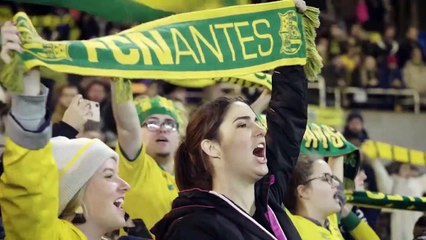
[328,156,344,181]
[340,212,380,240]
[110,79,143,160]
[250,89,271,115]
[0,21,58,239]
[266,65,308,203]
[369,159,393,194]
[416,173,426,192]
[52,94,88,138]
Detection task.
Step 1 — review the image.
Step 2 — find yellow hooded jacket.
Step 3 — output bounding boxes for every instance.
[0,138,87,239]
[0,87,87,239]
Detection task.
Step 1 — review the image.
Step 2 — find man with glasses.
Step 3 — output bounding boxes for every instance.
[111,79,181,237]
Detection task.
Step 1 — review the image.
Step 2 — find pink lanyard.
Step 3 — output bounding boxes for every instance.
[265,205,288,240]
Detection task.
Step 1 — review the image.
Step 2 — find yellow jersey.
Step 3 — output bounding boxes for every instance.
[117,145,178,233]
[287,210,344,240]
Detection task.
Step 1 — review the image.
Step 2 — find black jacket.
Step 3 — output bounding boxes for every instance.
[118,237,150,240]
[52,121,79,138]
[151,65,307,240]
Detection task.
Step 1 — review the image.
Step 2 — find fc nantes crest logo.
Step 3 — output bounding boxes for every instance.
[279,11,302,55]
[24,40,71,62]
[17,14,71,62]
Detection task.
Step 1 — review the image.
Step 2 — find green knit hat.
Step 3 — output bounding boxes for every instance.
[257,115,360,190]
[135,96,180,129]
[301,123,360,190]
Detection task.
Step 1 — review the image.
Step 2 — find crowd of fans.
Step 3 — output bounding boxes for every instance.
[308,0,426,110]
[3,0,426,112]
[0,1,425,240]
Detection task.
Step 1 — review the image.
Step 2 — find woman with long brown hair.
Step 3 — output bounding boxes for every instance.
[151,60,307,239]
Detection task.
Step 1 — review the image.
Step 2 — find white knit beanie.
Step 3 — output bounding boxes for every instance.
[51,136,119,216]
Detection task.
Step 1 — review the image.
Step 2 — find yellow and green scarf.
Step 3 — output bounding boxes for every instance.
[361,140,426,166]
[165,72,273,90]
[346,190,426,212]
[9,0,250,24]
[1,1,322,93]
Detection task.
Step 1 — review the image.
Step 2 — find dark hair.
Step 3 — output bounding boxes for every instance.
[51,84,80,116]
[175,97,243,190]
[416,216,426,228]
[386,162,403,175]
[284,154,317,212]
[54,84,80,101]
[346,111,364,124]
[387,162,419,175]
[161,82,180,96]
[83,80,107,98]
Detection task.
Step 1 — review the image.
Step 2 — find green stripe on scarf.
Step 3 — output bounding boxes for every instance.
[9,0,249,24]
[346,190,426,212]
[1,2,322,93]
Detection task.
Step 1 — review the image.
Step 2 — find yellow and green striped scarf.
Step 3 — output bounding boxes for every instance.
[1,1,322,94]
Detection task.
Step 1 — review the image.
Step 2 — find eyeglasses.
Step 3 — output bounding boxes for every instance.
[141,120,177,132]
[302,173,341,186]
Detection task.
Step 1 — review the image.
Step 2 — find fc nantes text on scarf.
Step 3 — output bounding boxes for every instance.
[14,1,306,80]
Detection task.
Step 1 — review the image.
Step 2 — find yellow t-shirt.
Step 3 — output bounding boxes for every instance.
[287,210,344,240]
[117,145,178,232]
